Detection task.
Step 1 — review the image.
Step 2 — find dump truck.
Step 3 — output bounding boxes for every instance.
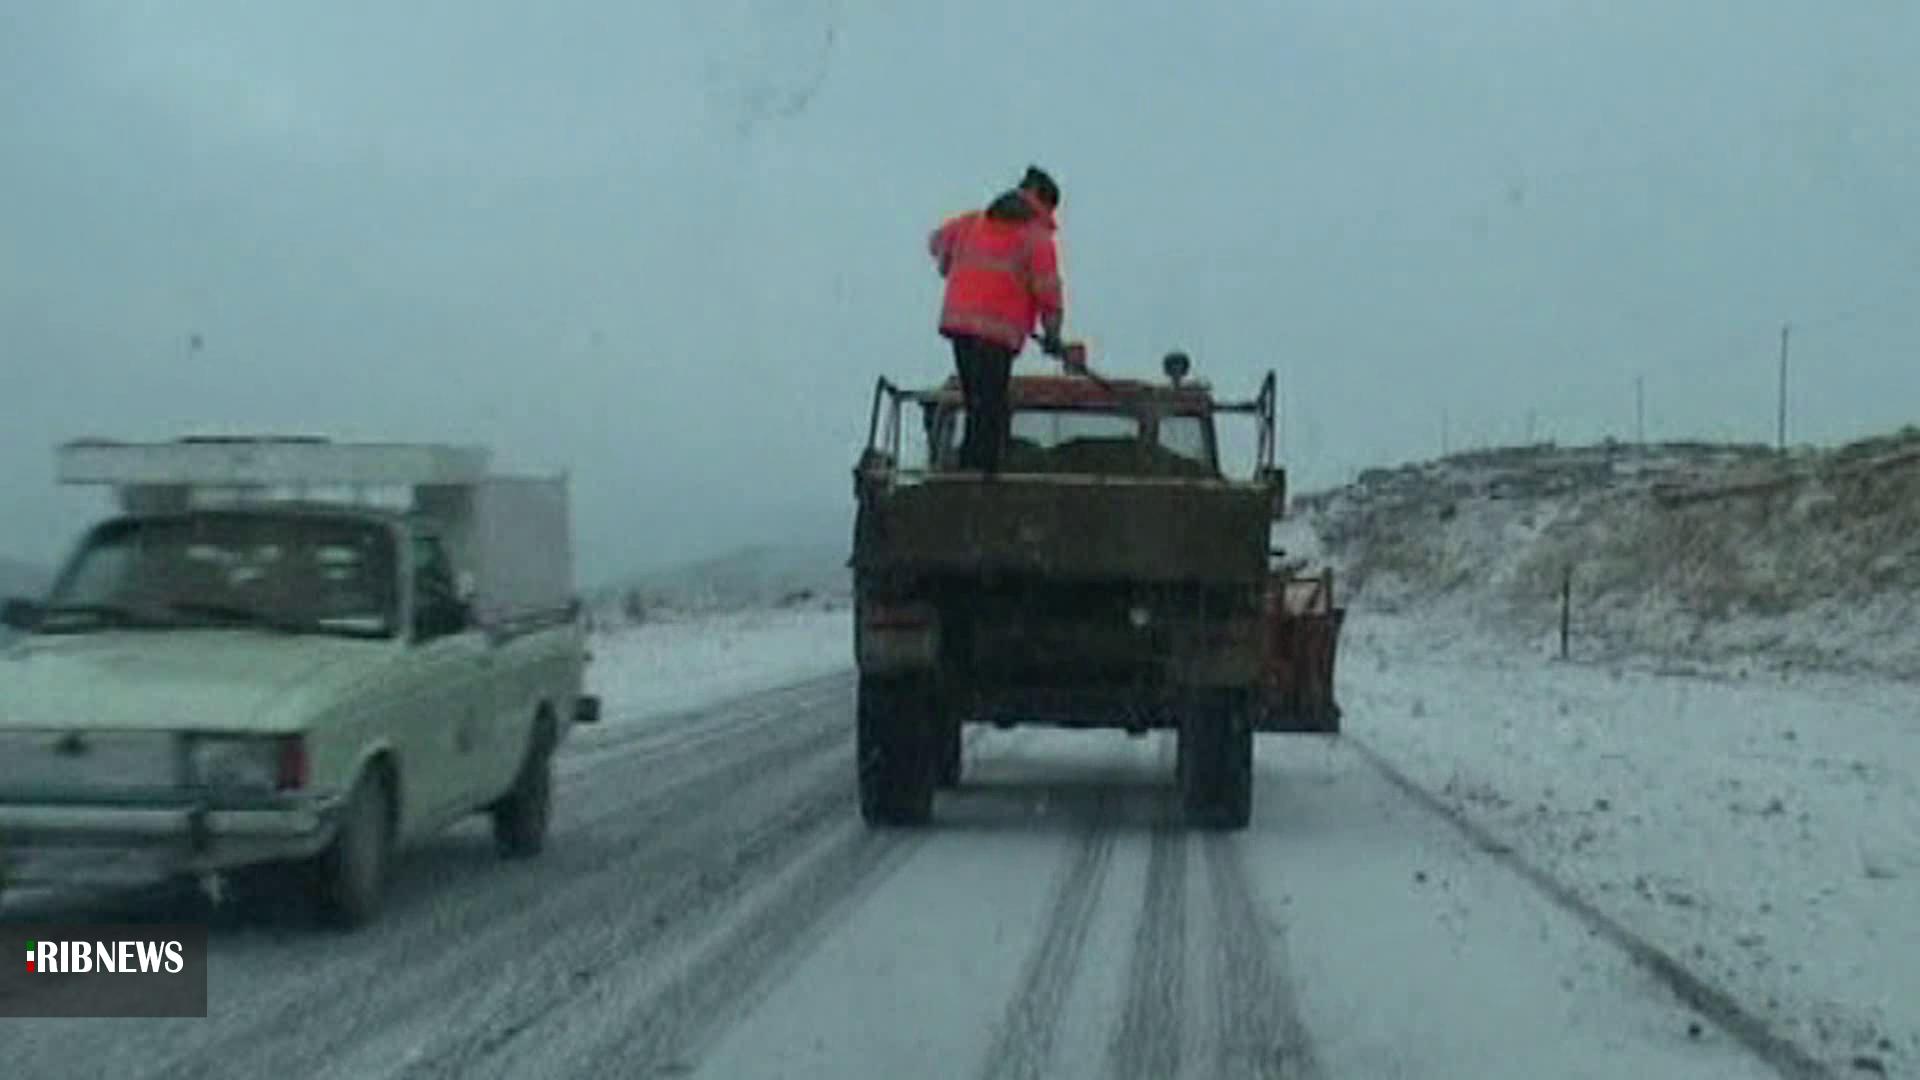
[0,436,599,926]
[850,352,1344,830]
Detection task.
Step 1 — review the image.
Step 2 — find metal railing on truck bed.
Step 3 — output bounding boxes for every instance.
[859,370,1278,485]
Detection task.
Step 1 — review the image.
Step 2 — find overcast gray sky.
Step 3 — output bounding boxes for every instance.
[3,1,1916,584]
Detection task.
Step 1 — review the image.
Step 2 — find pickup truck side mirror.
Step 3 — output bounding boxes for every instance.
[1,597,42,630]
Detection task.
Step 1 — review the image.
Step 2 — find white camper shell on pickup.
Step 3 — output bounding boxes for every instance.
[0,436,600,927]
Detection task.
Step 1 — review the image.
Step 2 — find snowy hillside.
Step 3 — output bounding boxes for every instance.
[593,541,851,620]
[0,557,48,600]
[1293,428,1920,679]
[0,558,49,644]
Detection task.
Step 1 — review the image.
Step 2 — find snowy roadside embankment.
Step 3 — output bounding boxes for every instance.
[585,605,853,724]
[1298,430,1920,681]
[1346,611,1918,1076]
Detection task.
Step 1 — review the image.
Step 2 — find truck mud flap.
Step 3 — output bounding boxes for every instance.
[1256,608,1345,734]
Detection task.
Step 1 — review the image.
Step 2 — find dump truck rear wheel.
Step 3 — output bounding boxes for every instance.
[934,711,962,788]
[858,676,936,826]
[1178,692,1253,830]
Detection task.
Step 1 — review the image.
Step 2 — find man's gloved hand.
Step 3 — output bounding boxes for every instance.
[1037,331,1066,358]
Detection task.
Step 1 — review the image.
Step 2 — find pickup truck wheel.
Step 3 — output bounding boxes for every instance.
[492,722,555,858]
[858,676,936,826]
[315,766,394,928]
[1178,692,1253,831]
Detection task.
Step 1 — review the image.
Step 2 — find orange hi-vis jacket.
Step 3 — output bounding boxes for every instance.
[928,190,1064,352]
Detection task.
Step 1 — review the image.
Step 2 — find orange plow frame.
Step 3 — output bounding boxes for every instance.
[1257,570,1345,733]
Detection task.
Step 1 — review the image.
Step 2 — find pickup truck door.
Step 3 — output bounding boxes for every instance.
[406,535,495,826]
[473,613,581,800]
[473,619,530,801]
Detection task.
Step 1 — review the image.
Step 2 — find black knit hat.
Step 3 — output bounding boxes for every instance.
[1021,165,1060,209]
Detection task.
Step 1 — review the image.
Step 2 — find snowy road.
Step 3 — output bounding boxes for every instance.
[3,661,1824,1079]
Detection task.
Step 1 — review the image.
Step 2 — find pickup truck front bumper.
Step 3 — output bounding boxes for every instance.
[0,795,343,888]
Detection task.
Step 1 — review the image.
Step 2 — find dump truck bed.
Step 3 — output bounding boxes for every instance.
[853,474,1271,585]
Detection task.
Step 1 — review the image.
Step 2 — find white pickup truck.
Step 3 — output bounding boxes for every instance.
[0,436,600,927]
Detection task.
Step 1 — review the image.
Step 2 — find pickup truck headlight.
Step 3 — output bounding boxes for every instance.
[189,735,303,792]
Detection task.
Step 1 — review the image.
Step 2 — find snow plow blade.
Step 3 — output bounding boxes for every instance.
[1257,571,1345,734]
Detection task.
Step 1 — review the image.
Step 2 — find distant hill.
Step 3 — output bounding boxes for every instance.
[0,557,49,600]
[1293,426,1920,678]
[0,558,50,644]
[596,541,851,619]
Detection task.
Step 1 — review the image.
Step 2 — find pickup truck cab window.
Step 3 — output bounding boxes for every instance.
[410,534,470,642]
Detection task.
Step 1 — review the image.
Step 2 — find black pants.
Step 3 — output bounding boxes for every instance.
[950,334,1016,473]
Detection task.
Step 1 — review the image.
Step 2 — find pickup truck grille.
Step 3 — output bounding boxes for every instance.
[0,730,182,798]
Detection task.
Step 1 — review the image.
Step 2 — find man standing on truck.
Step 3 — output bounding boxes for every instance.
[928,165,1072,474]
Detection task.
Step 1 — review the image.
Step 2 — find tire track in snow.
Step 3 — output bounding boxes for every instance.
[556,690,851,836]
[143,693,855,1080]
[1348,737,1838,1080]
[1204,834,1320,1080]
[561,824,918,1079]
[380,775,883,1080]
[3,683,843,931]
[560,675,848,776]
[979,809,1119,1080]
[1106,820,1188,1080]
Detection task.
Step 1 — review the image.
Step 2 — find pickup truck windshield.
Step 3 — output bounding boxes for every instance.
[41,512,399,639]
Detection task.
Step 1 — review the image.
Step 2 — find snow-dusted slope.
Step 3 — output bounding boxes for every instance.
[1297,429,1920,679]
[0,557,49,645]
[595,542,852,618]
[0,556,48,600]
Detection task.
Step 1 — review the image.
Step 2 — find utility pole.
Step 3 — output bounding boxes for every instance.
[1776,322,1791,452]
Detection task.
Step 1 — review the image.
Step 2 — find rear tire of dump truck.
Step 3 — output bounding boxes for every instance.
[934,711,963,789]
[858,675,937,826]
[1178,692,1253,831]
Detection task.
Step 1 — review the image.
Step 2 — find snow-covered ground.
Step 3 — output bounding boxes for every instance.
[570,601,1916,1076]
[1283,431,1920,1073]
[1348,612,1918,1074]
[584,604,852,723]
[7,599,1910,1078]
[602,600,1916,1075]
